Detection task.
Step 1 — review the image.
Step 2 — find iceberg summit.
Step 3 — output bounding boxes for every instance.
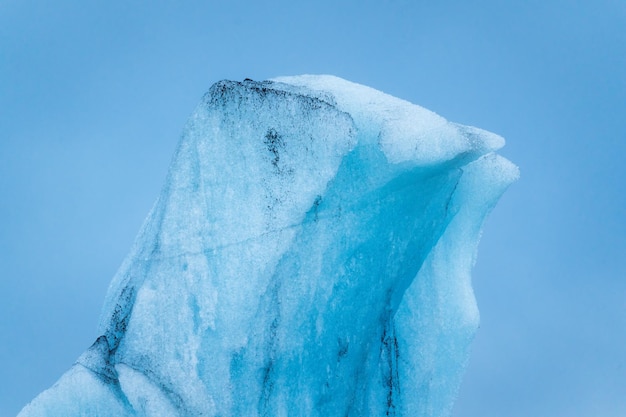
[19,75,518,417]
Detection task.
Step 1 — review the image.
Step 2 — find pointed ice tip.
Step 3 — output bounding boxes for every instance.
[453,123,507,153]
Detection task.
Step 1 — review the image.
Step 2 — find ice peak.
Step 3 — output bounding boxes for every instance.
[18,76,517,417]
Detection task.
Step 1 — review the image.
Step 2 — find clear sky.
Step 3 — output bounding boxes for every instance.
[1,1,624,416]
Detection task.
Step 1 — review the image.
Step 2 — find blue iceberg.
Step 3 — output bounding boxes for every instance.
[18,75,518,417]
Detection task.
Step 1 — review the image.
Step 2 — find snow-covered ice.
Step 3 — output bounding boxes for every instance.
[18,75,518,417]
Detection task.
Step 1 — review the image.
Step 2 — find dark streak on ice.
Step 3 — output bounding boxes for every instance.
[381,320,400,417]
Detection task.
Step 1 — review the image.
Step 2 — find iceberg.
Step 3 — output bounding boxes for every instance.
[18,75,518,417]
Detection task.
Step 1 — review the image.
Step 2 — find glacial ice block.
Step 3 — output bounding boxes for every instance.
[18,75,518,417]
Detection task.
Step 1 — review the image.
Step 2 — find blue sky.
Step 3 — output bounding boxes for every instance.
[1,1,625,416]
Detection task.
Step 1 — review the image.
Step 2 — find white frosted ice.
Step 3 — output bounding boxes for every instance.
[18,75,518,417]
[272,75,505,165]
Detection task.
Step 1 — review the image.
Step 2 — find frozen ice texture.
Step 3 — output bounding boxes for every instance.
[18,75,518,417]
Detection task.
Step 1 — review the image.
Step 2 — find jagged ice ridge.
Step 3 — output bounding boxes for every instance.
[18,75,518,417]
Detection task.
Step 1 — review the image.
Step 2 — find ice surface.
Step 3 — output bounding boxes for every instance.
[18,75,518,417]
